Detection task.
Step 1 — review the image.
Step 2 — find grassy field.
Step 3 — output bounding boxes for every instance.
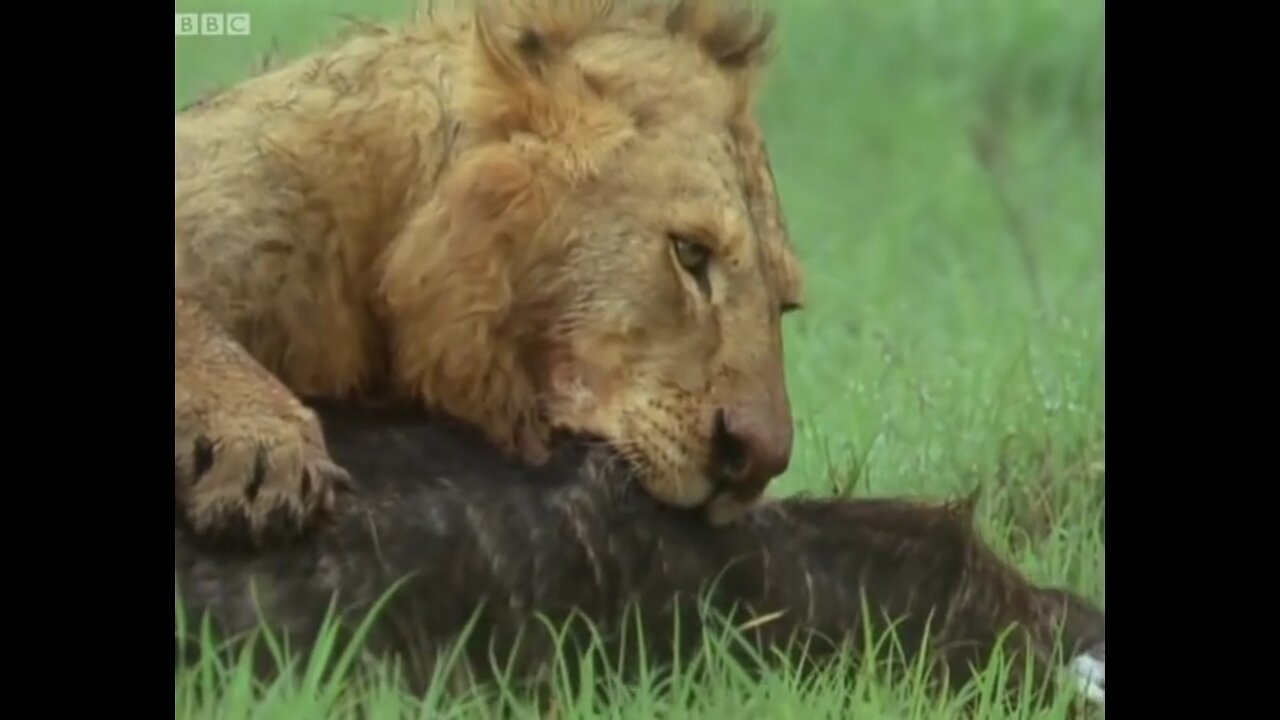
[175,0,1105,716]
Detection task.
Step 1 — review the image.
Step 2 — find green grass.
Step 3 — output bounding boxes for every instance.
[175,0,1105,716]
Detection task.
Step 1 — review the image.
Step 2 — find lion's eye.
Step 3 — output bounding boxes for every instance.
[670,234,713,295]
[672,235,711,275]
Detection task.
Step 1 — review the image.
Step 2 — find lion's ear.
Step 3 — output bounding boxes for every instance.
[664,0,776,71]
[473,2,556,87]
[377,145,551,461]
[466,0,613,137]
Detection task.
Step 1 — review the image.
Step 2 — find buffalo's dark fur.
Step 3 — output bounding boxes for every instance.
[175,403,1104,702]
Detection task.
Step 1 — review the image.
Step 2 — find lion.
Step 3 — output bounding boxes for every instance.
[174,0,805,544]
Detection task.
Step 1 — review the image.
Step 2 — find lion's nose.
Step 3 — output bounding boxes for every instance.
[713,405,793,499]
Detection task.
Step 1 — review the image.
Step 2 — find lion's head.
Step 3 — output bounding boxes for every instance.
[379,0,803,524]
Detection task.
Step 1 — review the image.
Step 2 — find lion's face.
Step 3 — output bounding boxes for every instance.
[530,121,801,523]
[380,1,802,524]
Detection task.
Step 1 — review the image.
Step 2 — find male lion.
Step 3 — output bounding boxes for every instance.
[175,0,804,543]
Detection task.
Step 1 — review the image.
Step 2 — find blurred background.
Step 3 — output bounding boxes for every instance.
[176,0,1104,588]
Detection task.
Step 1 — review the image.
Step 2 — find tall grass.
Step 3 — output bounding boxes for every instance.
[176,583,1094,719]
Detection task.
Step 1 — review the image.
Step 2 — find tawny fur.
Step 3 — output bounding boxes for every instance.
[174,0,805,542]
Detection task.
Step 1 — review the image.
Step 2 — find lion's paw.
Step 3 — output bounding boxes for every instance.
[175,408,352,545]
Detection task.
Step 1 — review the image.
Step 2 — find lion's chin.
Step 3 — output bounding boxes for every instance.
[702,491,763,527]
[617,458,724,512]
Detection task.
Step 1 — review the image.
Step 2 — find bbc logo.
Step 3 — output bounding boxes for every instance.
[175,13,251,36]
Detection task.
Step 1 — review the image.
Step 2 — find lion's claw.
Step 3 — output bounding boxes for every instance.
[176,412,351,545]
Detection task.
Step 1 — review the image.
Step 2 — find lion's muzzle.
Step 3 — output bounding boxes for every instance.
[709,398,793,505]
